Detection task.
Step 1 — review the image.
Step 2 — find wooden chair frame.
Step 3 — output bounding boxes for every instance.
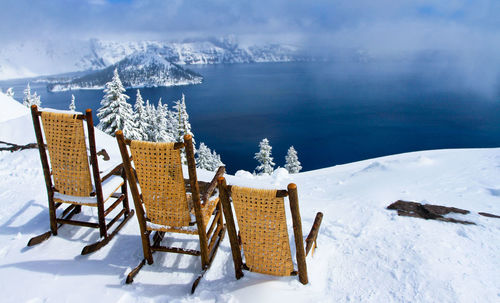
[116,131,226,293]
[28,105,134,255]
[217,177,323,284]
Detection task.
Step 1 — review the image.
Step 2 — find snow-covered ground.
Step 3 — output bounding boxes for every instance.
[0,92,499,302]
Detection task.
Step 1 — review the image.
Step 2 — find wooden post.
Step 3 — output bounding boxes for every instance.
[121,167,130,215]
[116,130,154,264]
[30,105,58,235]
[305,212,323,256]
[86,109,107,238]
[217,177,244,279]
[288,183,308,284]
[184,134,210,268]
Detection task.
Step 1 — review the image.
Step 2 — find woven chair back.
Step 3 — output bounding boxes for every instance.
[40,112,93,197]
[130,140,191,227]
[231,186,294,276]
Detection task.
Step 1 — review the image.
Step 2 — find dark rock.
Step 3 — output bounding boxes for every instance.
[387,200,475,225]
[478,212,500,219]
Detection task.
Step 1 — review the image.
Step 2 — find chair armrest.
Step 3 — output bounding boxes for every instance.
[201,166,226,204]
[305,212,323,256]
[101,162,123,182]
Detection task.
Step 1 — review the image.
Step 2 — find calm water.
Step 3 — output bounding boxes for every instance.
[3,61,500,173]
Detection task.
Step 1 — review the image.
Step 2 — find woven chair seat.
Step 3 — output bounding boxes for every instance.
[145,197,219,234]
[53,174,124,206]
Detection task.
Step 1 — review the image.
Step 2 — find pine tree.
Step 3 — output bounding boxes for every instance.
[285,146,302,173]
[133,89,149,140]
[97,68,139,139]
[254,138,275,175]
[150,98,173,142]
[22,83,31,107]
[196,142,213,170]
[211,150,224,170]
[196,142,224,171]
[144,100,156,141]
[69,94,76,111]
[5,87,14,98]
[174,94,195,144]
[22,83,39,107]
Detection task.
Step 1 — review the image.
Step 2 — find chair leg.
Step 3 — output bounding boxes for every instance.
[81,209,135,255]
[121,170,131,214]
[191,224,226,294]
[27,203,82,246]
[126,230,163,284]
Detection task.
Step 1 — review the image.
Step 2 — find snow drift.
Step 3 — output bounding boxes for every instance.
[0,93,499,302]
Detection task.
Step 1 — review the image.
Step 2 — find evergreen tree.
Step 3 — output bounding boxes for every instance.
[285,146,302,173]
[22,83,31,107]
[97,68,139,139]
[211,150,224,170]
[69,94,76,111]
[22,83,40,107]
[144,100,156,141]
[196,142,224,171]
[174,94,194,144]
[150,98,173,142]
[5,87,14,98]
[133,89,149,140]
[196,142,213,170]
[254,138,275,175]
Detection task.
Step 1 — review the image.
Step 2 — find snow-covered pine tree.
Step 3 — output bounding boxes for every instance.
[32,92,41,107]
[143,100,155,141]
[196,142,213,170]
[150,98,173,142]
[285,146,302,173]
[69,94,76,111]
[22,83,31,107]
[196,142,224,171]
[22,83,40,107]
[160,100,176,141]
[97,68,139,139]
[174,94,195,145]
[5,87,14,98]
[211,150,224,170]
[133,89,149,140]
[254,138,275,175]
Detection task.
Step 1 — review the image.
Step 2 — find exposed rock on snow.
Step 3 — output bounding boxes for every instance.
[387,200,475,224]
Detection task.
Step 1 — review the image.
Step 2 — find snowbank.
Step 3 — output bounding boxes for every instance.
[0,95,499,302]
[0,92,29,122]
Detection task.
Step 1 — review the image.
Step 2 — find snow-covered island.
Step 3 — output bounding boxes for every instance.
[0,92,498,302]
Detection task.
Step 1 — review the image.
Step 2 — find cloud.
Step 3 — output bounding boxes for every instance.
[1,0,499,55]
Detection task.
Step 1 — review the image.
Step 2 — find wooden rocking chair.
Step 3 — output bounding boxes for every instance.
[116,131,226,293]
[28,105,134,255]
[217,177,323,284]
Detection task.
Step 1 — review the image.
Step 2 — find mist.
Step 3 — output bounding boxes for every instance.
[1,0,499,96]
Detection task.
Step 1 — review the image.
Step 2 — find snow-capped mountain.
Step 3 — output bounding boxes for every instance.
[47,52,203,91]
[0,38,303,80]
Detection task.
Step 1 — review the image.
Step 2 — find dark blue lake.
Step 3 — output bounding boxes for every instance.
[3,61,500,174]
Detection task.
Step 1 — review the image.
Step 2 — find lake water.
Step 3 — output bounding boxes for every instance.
[3,61,500,174]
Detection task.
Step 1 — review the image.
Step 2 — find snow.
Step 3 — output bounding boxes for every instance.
[0,92,29,122]
[0,94,499,302]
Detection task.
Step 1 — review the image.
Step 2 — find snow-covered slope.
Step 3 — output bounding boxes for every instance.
[0,38,303,80]
[0,92,29,122]
[0,94,498,302]
[48,52,203,91]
